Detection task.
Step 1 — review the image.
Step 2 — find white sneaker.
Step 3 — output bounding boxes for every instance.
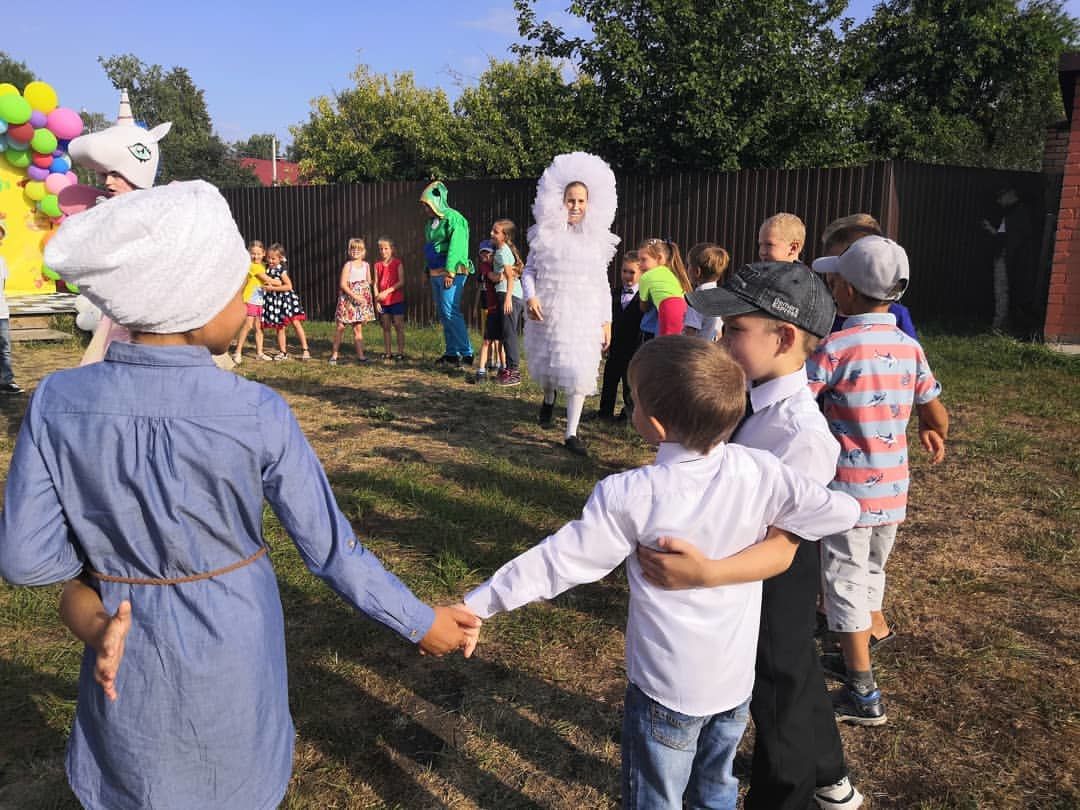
[815,776,864,809]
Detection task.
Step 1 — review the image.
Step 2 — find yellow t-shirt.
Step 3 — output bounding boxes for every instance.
[243,263,264,304]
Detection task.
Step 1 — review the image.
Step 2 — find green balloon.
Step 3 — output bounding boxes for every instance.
[65,281,79,293]
[39,193,61,218]
[4,147,31,168]
[0,94,32,125]
[30,128,57,154]
[41,265,60,281]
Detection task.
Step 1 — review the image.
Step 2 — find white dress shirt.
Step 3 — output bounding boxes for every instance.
[465,441,860,716]
[736,366,840,486]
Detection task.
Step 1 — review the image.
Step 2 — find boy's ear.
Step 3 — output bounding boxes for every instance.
[649,414,667,443]
[776,322,799,354]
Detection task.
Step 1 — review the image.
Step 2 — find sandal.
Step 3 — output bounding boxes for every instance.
[272,352,288,361]
[256,353,272,361]
[328,356,338,366]
[300,351,312,361]
[393,354,405,361]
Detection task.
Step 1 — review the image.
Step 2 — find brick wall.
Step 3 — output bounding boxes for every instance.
[1044,122,1070,173]
[1046,74,1080,344]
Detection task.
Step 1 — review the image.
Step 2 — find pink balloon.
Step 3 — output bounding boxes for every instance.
[65,171,78,184]
[45,107,83,141]
[45,172,73,194]
[27,165,49,181]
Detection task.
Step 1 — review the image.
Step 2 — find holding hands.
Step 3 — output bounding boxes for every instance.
[419,604,482,657]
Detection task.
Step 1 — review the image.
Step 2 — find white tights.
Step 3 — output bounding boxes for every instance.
[545,387,585,439]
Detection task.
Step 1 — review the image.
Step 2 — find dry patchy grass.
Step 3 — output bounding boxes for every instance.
[0,325,1077,809]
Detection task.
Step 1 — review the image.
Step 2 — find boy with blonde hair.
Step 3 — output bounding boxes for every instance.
[758,212,806,262]
[462,335,860,810]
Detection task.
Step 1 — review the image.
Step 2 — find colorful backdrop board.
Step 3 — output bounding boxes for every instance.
[0,81,84,295]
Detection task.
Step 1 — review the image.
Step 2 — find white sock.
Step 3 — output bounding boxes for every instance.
[565,394,585,438]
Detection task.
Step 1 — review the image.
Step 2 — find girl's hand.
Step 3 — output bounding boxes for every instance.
[526,297,543,321]
[443,274,454,289]
[502,295,513,316]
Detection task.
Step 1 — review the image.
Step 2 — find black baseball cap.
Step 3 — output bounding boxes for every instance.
[687,261,837,338]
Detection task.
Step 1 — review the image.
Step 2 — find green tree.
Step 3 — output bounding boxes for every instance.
[233,133,278,159]
[98,54,258,187]
[847,0,1079,169]
[453,57,593,177]
[0,51,34,89]
[513,0,866,171]
[291,65,463,182]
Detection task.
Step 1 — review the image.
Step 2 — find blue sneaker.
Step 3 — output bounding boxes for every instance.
[833,685,887,726]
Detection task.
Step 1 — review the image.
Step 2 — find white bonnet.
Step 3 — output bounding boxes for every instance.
[44,180,249,333]
[532,152,618,235]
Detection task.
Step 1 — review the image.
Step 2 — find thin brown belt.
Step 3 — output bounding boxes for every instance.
[87,546,267,585]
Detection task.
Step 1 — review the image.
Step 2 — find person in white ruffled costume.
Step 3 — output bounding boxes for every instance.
[522,153,619,456]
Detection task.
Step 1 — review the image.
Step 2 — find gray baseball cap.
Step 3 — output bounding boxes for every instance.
[687,261,837,338]
[811,235,909,301]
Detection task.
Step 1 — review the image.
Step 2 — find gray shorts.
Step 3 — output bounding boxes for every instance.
[821,523,899,633]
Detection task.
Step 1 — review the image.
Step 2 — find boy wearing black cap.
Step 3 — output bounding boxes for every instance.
[638,261,864,810]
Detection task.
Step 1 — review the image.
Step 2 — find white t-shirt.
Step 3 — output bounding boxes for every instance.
[0,257,9,320]
[465,441,859,716]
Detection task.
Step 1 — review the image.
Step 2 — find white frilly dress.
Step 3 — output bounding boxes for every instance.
[522,152,620,396]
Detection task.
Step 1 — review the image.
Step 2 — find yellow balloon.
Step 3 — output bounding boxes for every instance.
[0,83,18,97]
[23,81,58,113]
[25,180,46,201]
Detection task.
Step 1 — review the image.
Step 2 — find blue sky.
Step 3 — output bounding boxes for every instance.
[6,0,1079,151]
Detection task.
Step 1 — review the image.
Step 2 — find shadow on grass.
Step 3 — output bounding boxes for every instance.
[0,655,79,807]
[279,576,620,807]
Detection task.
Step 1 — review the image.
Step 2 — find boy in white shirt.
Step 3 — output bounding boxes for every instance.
[461,335,859,810]
[643,262,864,809]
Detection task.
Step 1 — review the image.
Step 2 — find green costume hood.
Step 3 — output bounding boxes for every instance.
[420,180,451,218]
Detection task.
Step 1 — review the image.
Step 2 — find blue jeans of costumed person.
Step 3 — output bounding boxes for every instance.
[429,274,472,359]
[621,683,749,809]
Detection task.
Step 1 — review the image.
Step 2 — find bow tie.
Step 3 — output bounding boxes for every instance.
[623,287,635,295]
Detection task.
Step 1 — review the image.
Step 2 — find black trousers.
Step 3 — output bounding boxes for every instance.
[599,349,634,417]
[745,539,847,810]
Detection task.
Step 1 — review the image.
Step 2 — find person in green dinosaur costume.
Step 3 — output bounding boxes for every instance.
[421,181,474,364]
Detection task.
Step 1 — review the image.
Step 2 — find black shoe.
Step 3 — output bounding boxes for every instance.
[564,435,588,456]
[466,372,488,385]
[434,354,454,366]
[0,382,23,395]
[538,401,555,427]
[461,355,474,366]
[820,651,848,682]
[614,409,629,422]
[833,684,887,726]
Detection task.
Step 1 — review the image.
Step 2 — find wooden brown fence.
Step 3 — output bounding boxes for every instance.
[221,161,1060,332]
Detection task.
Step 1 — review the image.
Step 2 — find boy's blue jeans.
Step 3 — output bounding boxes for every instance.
[622,682,749,810]
[0,319,13,384]
[429,274,472,358]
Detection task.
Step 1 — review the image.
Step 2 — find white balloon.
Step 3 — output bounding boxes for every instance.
[74,294,93,313]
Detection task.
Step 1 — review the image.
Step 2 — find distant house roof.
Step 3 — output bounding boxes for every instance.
[239,158,305,186]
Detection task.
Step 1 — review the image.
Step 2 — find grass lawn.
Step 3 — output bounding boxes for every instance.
[0,323,1077,809]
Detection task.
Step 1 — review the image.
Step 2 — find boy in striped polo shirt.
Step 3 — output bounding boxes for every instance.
[809,236,949,726]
